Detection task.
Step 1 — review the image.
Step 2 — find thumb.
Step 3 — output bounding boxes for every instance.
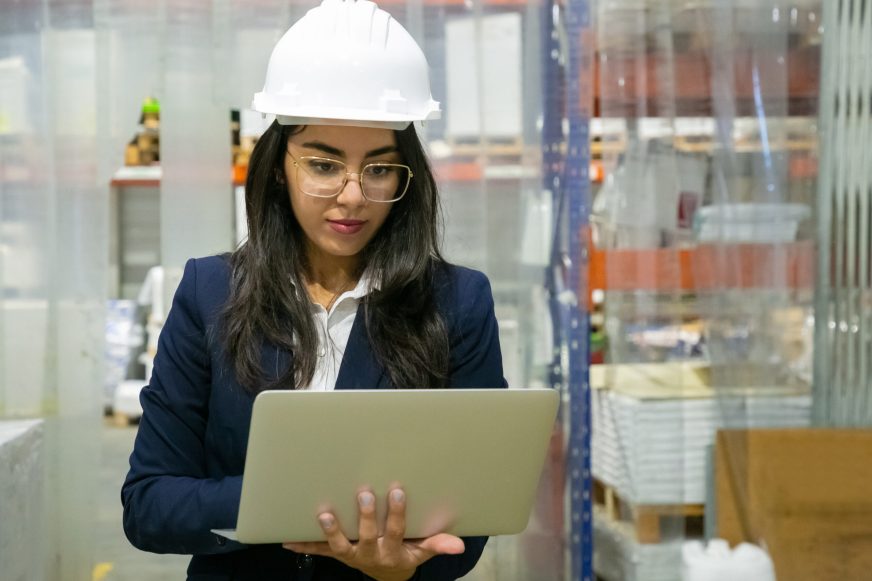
[416,534,465,556]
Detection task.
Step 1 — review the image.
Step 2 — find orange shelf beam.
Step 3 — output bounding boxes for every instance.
[587,238,815,294]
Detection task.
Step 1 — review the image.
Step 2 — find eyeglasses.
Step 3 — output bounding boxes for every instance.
[287,151,413,203]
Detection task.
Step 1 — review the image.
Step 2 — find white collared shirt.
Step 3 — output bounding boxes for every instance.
[304,273,374,391]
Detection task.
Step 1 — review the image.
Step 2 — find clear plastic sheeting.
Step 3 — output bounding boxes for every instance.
[418,2,568,578]
[159,0,235,305]
[590,1,820,580]
[93,0,163,183]
[3,0,574,579]
[0,1,104,579]
[813,0,872,427]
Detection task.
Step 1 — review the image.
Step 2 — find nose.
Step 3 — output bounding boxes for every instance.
[336,172,366,206]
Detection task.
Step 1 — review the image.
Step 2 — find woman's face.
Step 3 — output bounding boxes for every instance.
[284,125,398,261]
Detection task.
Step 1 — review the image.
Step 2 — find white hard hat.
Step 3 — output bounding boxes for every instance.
[252,0,441,130]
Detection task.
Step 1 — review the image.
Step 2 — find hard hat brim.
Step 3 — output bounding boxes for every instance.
[274,114,414,131]
[253,93,441,131]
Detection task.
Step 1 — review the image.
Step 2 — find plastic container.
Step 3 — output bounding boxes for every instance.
[681,539,776,581]
[696,203,811,244]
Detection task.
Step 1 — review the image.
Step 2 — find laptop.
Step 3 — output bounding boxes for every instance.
[212,388,559,544]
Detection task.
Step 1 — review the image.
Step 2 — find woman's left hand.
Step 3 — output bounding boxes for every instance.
[283,488,465,581]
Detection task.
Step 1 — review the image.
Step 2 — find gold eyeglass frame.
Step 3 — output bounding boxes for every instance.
[286,151,413,203]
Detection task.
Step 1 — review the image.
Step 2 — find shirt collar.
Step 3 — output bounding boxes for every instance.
[305,268,379,313]
[289,267,380,293]
[344,269,375,301]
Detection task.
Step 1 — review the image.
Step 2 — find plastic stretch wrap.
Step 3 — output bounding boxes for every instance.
[591,2,821,579]
[3,0,578,579]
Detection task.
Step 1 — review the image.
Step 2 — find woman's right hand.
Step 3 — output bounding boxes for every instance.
[283,488,465,581]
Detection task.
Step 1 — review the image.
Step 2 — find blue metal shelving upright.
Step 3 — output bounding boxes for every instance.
[565,0,593,576]
[542,0,593,578]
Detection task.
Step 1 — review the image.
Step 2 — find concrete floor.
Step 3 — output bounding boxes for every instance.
[95,420,191,580]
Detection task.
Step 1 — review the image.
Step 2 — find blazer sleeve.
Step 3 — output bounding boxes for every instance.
[413,268,507,581]
[121,258,243,555]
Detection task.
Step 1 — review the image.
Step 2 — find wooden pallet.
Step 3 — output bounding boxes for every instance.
[593,478,705,543]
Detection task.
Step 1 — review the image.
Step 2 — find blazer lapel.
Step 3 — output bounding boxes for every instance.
[335,303,389,390]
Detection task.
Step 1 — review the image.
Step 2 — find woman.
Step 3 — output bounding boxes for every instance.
[121,1,507,580]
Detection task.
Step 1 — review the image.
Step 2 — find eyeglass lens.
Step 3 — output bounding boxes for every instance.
[297,158,409,201]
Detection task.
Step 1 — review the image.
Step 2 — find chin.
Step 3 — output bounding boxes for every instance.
[322,242,366,258]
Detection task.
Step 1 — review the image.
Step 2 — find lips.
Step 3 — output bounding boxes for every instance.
[327,219,367,235]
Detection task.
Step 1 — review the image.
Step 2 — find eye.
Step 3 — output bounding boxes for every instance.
[365,165,396,178]
[305,159,343,176]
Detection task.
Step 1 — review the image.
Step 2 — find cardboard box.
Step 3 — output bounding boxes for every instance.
[716,428,872,581]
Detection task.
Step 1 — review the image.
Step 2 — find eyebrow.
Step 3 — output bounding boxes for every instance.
[300,141,399,159]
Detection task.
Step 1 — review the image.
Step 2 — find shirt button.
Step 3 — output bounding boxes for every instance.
[296,553,314,569]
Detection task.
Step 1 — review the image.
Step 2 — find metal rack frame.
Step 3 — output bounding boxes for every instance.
[543,0,593,578]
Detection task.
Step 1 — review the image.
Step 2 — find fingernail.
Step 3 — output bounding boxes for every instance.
[319,515,334,529]
[391,489,405,503]
[359,492,374,508]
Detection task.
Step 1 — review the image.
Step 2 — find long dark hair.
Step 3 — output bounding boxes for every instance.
[221,121,449,392]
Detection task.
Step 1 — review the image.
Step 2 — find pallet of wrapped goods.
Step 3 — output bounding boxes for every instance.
[591,363,811,506]
[593,505,683,581]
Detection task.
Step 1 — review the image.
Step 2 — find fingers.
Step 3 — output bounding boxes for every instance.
[356,491,379,558]
[284,492,452,579]
[413,533,465,556]
[382,488,407,553]
[318,512,355,561]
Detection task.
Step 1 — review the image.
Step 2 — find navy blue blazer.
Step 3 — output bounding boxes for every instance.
[121,255,508,581]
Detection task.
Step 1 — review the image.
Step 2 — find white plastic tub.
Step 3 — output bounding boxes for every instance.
[696,203,811,244]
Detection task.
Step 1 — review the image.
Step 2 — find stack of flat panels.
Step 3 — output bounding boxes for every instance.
[590,364,811,505]
[593,506,682,581]
[0,420,45,579]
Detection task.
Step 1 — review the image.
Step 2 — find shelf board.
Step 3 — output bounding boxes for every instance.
[111,166,162,187]
[587,238,815,293]
[111,165,246,187]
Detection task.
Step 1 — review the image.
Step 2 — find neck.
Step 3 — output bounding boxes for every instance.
[304,245,361,294]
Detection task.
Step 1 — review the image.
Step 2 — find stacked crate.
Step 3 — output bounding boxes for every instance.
[125,97,160,166]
